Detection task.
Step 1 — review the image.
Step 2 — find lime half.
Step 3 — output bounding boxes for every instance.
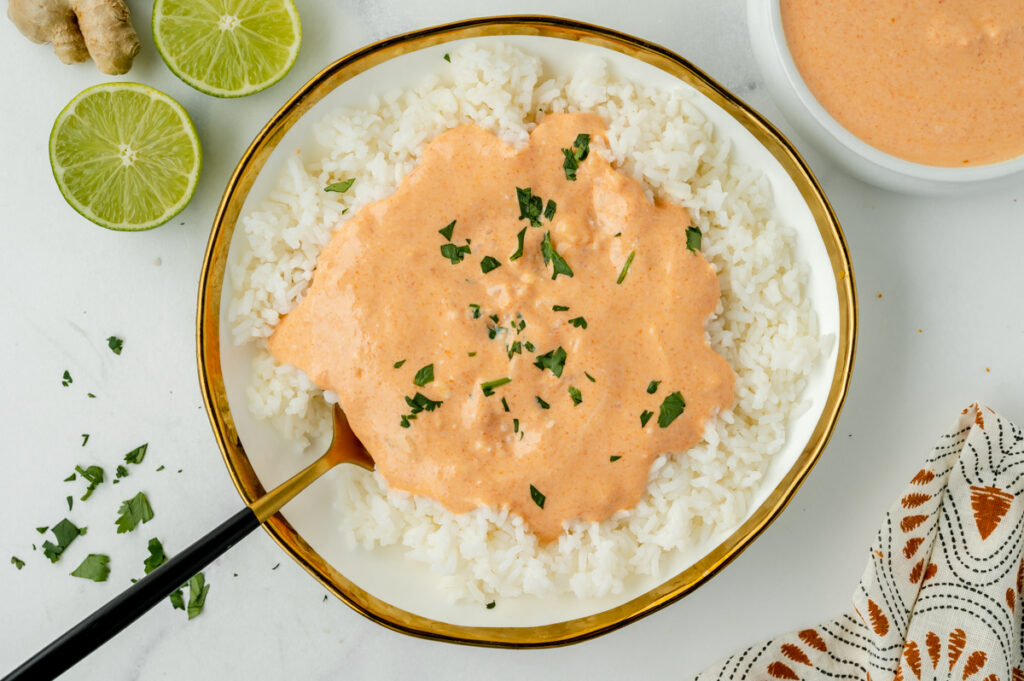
[49,83,202,231]
[153,0,302,98]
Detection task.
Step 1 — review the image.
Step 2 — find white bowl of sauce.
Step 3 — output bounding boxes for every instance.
[748,0,1024,194]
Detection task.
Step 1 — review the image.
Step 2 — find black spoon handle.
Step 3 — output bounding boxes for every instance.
[3,506,261,681]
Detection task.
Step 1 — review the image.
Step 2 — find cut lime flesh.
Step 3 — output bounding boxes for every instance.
[153,0,302,98]
[50,83,202,231]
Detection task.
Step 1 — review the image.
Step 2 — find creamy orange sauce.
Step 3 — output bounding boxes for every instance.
[781,0,1024,166]
[270,113,733,541]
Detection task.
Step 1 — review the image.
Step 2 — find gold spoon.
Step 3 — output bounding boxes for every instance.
[4,405,373,681]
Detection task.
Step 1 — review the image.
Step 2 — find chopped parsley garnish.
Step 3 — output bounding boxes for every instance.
[486,601,496,609]
[81,433,89,447]
[610,455,622,462]
[552,305,570,311]
[524,341,536,352]
[514,316,526,333]
[440,241,472,264]
[657,391,686,428]
[507,341,522,359]
[42,519,84,563]
[536,396,550,409]
[513,418,520,433]
[106,336,124,355]
[324,178,355,193]
[544,200,557,221]
[540,232,573,280]
[468,351,477,357]
[124,444,147,465]
[115,492,154,534]
[480,256,502,274]
[144,538,167,574]
[533,347,567,377]
[481,377,511,396]
[115,465,128,480]
[400,391,444,427]
[438,220,456,241]
[469,303,481,319]
[187,573,210,619]
[443,53,451,62]
[568,316,587,329]
[640,410,654,427]
[647,380,661,394]
[614,232,622,237]
[585,371,596,383]
[561,133,591,181]
[71,554,110,582]
[501,397,510,412]
[11,556,24,570]
[413,364,435,387]
[489,314,499,324]
[529,484,546,509]
[36,526,48,534]
[616,250,636,285]
[686,226,702,254]
[568,386,582,406]
[509,227,526,262]
[61,370,72,387]
[87,393,95,398]
[75,465,104,500]
[393,359,406,369]
[516,187,544,227]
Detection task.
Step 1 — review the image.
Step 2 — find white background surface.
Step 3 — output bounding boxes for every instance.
[1,1,1021,679]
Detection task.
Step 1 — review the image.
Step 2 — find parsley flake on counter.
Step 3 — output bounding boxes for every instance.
[106,336,124,355]
[568,386,582,406]
[81,434,89,447]
[144,538,167,574]
[533,347,567,377]
[42,518,84,563]
[36,526,48,534]
[552,305,569,311]
[66,496,73,511]
[516,187,544,227]
[443,53,451,62]
[568,316,587,329]
[71,554,110,582]
[480,256,501,274]
[486,601,496,609]
[610,455,622,462]
[509,227,526,262]
[647,381,661,394]
[584,371,596,383]
[63,473,76,482]
[413,364,435,387]
[438,220,456,241]
[440,241,472,264]
[187,573,210,619]
[75,465,104,500]
[124,444,148,465]
[535,396,550,409]
[686,226,702,254]
[324,178,355,193]
[115,492,154,534]
[61,370,72,387]
[657,391,686,428]
[544,199,556,221]
[115,465,128,480]
[540,231,574,280]
[616,250,636,285]
[393,359,406,369]
[529,484,546,509]
[169,589,185,610]
[640,410,654,427]
[11,556,25,570]
[481,377,511,397]
[469,303,481,319]
[560,133,591,181]
[87,393,95,398]
[156,465,165,472]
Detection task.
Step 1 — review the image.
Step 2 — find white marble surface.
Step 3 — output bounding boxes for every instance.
[1,1,1021,679]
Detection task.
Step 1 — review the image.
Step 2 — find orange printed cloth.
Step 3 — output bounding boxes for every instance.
[696,404,1024,681]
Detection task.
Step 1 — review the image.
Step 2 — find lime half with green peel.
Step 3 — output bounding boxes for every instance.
[49,83,202,231]
[153,0,302,98]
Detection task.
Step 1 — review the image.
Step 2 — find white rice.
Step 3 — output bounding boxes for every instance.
[228,42,820,602]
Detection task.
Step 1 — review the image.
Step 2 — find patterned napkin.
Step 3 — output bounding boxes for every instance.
[696,404,1024,681]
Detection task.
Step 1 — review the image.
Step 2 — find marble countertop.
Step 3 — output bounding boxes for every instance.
[2,1,1022,679]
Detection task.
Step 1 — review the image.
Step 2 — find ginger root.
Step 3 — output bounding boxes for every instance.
[8,0,140,75]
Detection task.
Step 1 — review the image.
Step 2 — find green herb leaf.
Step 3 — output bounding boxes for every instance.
[544,199,556,221]
[568,316,587,329]
[610,455,622,462]
[144,537,168,574]
[616,250,636,285]
[524,341,535,352]
[501,397,510,412]
[568,386,582,406]
[486,601,496,609]
[106,336,124,355]
[533,347,567,377]
[469,303,481,319]
[187,573,210,619]
[585,371,596,383]
[405,392,443,413]
[506,340,522,359]
[468,351,477,357]
[516,187,544,227]
[536,396,550,409]
[509,227,527,262]
[66,496,73,511]
[552,305,569,311]
[540,232,573,279]
[513,418,520,433]
[640,410,654,427]
[169,588,185,610]
[324,178,355,193]
[413,364,434,387]
[71,554,110,582]
[657,391,686,428]
[438,220,456,241]
[573,133,591,160]
[61,370,72,387]
[75,464,104,500]
[87,392,95,398]
[64,473,76,482]
[481,377,511,397]
[480,256,501,274]
[529,484,546,509]
[115,492,154,534]
[11,556,25,570]
[443,53,451,62]
[560,133,591,181]
[81,434,89,447]
[35,526,48,534]
[647,380,661,394]
[42,519,84,563]
[124,444,148,465]
[686,226,702,254]
[393,359,406,369]
[440,241,472,264]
